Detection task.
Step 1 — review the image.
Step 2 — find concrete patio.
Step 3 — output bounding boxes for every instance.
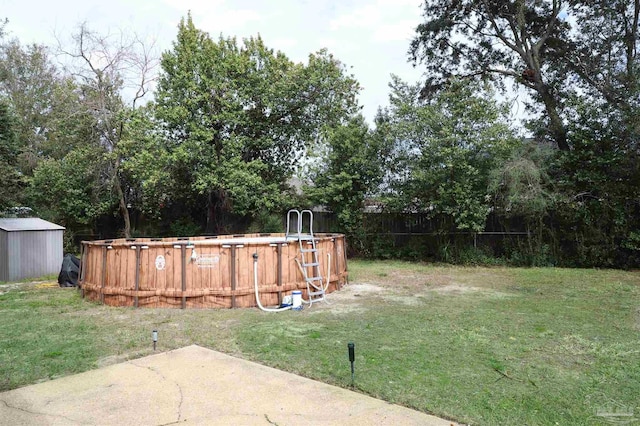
[0,345,457,425]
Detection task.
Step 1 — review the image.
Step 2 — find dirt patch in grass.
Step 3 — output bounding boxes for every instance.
[350,262,516,294]
[380,294,426,305]
[427,283,482,294]
[347,267,508,300]
[407,273,454,289]
[306,283,382,315]
[307,302,368,315]
[341,283,386,296]
[211,318,241,329]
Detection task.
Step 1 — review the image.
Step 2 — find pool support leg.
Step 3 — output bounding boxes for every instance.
[100,246,107,304]
[134,246,140,308]
[231,245,237,308]
[333,240,339,290]
[277,243,283,305]
[181,245,187,309]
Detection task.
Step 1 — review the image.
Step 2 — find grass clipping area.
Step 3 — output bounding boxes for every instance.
[1,261,639,425]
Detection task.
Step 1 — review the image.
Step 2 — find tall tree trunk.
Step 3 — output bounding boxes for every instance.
[114,174,131,238]
[538,84,569,151]
[205,188,229,234]
[206,190,216,234]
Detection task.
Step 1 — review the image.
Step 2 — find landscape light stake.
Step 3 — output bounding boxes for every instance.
[153,330,158,351]
[348,342,355,387]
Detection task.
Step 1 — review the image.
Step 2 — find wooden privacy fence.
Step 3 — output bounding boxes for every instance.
[79,233,348,309]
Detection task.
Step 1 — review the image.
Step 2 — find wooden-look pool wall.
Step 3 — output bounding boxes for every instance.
[79,233,348,308]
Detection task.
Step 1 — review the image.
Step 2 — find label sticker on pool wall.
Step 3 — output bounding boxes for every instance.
[155,255,166,271]
[196,254,220,268]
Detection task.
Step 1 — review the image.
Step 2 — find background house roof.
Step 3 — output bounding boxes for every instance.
[0,218,65,232]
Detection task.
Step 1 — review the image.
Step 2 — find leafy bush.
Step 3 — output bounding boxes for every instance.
[367,234,397,259]
[169,217,202,237]
[247,211,283,234]
[456,246,505,266]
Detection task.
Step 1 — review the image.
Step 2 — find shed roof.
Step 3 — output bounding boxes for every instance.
[0,218,65,232]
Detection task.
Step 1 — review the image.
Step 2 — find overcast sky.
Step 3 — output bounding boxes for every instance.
[2,0,428,122]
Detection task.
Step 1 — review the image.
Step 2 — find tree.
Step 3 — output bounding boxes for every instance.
[0,39,83,172]
[56,23,158,237]
[0,100,23,212]
[306,115,389,253]
[380,77,519,232]
[0,40,53,167]
[155,15,360,233]
[410,0,640,151]
[0,34,116,238]
[489,144,553,222]
[28,147,115,230]
[116,104,179,228]
[549,97,640,266]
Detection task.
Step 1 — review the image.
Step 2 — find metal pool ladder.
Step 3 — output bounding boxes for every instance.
[286,209,326,305]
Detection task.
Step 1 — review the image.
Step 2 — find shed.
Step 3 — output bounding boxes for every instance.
[0,218,65,282]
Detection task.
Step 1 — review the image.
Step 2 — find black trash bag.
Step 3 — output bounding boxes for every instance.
[58,253,80,287]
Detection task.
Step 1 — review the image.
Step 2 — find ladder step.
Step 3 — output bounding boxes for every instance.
[308,290,325,296]
[303,262,319,267]
[307,276,323,281]
[300,248,317,253]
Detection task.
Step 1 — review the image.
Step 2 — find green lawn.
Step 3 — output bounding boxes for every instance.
[0,273,57,285]
[1,261,638,425]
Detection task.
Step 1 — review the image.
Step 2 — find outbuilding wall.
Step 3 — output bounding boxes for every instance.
[1,230,64,281]
[0,231,7,282]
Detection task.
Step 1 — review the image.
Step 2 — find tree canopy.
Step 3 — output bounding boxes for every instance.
[0,100,23,211]
[155,15,360,233]
[410,0,640,151]
[0,10,637,267]
[378,77,519,232]
[306,114,389,253]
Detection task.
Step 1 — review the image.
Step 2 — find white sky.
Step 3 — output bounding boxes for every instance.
[2,0,427,123]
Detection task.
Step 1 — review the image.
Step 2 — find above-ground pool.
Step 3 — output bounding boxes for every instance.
[79,233,347,308]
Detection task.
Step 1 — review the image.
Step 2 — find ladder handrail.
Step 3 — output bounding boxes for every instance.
[286,209,301,238]
[300,209,314,237]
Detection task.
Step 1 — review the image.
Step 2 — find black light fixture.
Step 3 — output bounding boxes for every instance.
[348,342,355,386]
[152,330,158,351]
